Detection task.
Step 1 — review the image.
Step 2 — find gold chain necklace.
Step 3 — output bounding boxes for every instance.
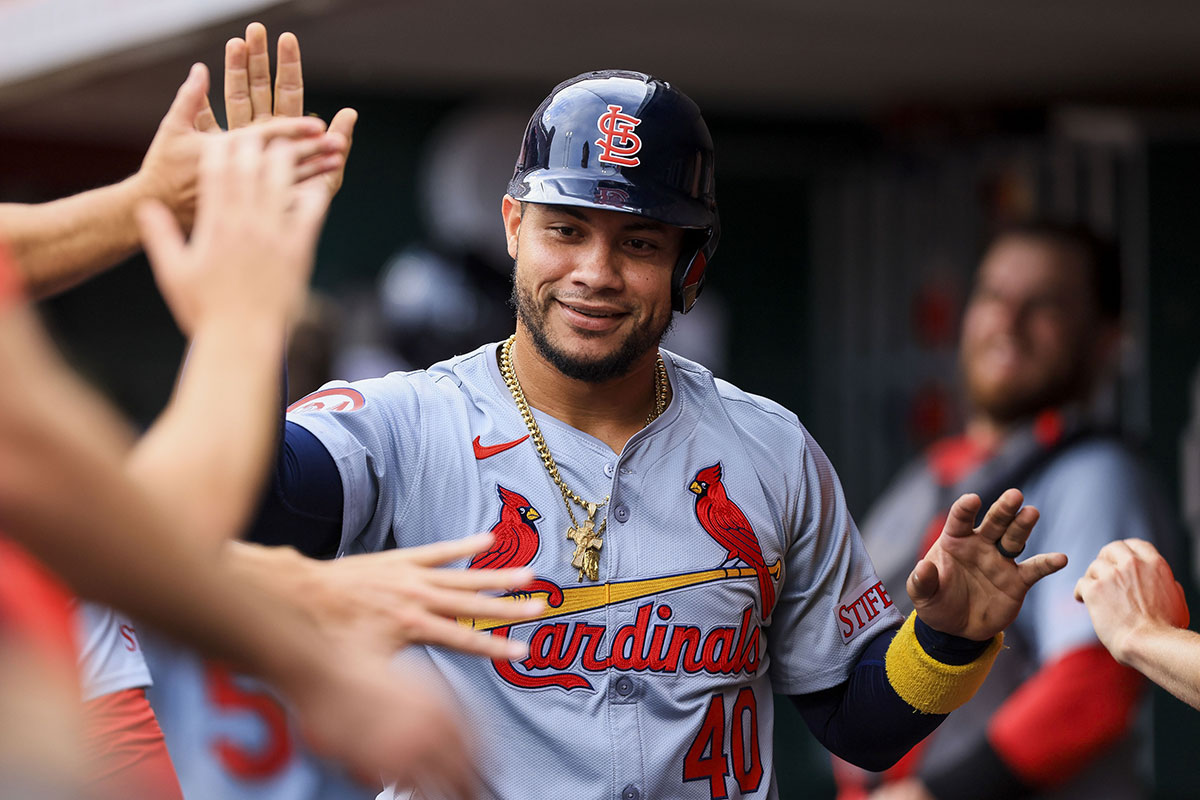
[499,335,668,581]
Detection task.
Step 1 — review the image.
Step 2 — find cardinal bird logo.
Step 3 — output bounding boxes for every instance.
[690,463,778,618]
[470,485,542,571]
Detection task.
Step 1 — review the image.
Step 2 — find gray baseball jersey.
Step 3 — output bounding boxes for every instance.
[288,342,900,800]
[141,634,372,800]
[74,601,151,702]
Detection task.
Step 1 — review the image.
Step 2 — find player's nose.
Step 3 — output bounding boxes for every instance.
[568,240,624,292]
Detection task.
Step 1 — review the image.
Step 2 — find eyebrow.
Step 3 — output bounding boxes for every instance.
[546,204,667,233]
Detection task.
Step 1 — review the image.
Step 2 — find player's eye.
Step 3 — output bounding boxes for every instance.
[627,238,657,252]
[549,225,578,239]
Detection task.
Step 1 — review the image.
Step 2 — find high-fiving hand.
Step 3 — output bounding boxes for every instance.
[908,489,1068,641]
[202,22,358,207]
[135,129,328,336]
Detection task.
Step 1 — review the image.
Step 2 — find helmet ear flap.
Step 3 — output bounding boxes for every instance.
[674,249,708,314]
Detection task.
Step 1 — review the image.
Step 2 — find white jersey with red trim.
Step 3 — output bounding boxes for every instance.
[141,634,373,800]
[287,342,899,800]
[74,601,152,702]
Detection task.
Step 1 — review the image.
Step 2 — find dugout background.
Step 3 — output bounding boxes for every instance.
[3,2,1200,796]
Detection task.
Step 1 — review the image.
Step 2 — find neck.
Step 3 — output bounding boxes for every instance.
[965,414,1010,451]
[507,326,666,453]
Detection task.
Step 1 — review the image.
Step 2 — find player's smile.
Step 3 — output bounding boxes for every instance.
[503,198,680,382]
[555,298,629,332]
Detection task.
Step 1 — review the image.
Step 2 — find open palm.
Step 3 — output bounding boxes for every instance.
[908,488,1067,640]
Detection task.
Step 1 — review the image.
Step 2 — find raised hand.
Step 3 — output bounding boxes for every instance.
[907,489,1067,640]
[136,62,338,230]
[216,22,358,205]
[135,129,328,336]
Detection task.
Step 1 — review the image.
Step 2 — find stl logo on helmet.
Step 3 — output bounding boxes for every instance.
[595,104,643,167]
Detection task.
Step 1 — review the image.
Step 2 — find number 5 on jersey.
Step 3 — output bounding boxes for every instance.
[683,688,764,798]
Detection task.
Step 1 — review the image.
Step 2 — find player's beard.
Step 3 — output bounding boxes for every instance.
[509,272,673,384]
[962,346,1094,425]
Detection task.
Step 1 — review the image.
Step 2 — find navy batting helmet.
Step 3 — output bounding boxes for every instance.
[508,70,719,314]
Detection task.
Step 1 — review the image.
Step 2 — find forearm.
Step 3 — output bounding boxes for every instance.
[1121,624,1200,710]
[0,175,152,298]
[128,314,287,548]
[796,613,1000,771]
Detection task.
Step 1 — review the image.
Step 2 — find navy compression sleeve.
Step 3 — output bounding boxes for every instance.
[793,618,992,771]
[245,421,343,559]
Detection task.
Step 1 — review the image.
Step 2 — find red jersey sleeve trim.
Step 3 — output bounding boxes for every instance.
[987,644,1145,787]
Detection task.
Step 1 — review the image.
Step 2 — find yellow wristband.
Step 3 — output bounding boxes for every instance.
[884,612,1003,715]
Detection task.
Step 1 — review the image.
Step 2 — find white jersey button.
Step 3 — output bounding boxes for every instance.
[604,462,616,477]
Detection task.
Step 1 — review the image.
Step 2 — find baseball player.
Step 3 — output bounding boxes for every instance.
[239,61,1068,800]
[840,223,1175,800]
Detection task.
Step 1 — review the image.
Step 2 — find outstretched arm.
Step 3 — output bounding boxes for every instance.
[1075,538,1199,709]
[798,492,1062,775]
[125,128,328,545]
[0,61,343,299]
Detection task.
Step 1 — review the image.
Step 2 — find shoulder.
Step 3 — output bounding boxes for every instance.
[666,349,814,467]
[289,343,498,417]
[1034,436,1154,494]
[668,349,802,429]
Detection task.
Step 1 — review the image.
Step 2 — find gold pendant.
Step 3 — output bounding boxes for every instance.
[567,502,604,582]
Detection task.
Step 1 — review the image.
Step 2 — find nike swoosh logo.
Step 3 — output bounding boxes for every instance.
[473,434,529,460]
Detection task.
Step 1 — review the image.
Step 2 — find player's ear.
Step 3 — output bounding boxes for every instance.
[501,194,522,260]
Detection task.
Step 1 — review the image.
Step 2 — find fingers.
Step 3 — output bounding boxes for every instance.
[1016,552,1068,587]
[975,488,1024,543]
[328,107,358,149]
[273,32,304,117]
[419,583,544,621]
[996,505,1039,558]
[135,200,187,277]
[940,493,982,539]
[162,63,211,132]
[224,37,252,129]
[245,22,274,122]
[906,558,939,604]
[1122,538,1164,562]
[294,151,346,184]
[391,532,498,567]
[413,615,529,660]
[194,95,220,133]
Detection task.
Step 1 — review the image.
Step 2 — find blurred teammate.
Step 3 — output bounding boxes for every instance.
[0,125,473,795]
[843,221,1175,800]
[234,25,1071,799]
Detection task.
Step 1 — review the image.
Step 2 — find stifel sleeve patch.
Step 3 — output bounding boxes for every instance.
[836,575,895,644]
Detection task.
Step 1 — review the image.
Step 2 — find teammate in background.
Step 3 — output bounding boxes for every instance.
[1075,539,1200,711]
[0,129,474,796]
[842,222,1175,800]
[238,30,1069,798]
